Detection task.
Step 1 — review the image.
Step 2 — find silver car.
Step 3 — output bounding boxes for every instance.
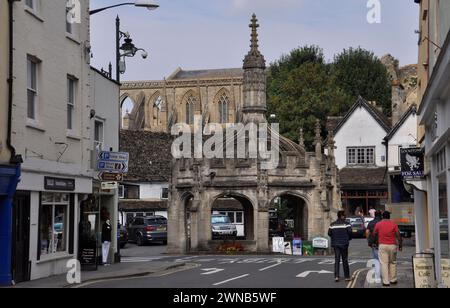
[212,214,237,238]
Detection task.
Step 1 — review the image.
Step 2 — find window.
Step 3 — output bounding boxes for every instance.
[161,188,169,200]
[186,95,196,125]
[66,4,72,34]
[218,93,229,124]
[27,56,38,120]
[437,148,447,174]
[119,185,125,199]
[94,121,104,152]
[67,77,77,130]
[25,0,36,10]
[122,185,140,199]
[347,147,375,165]
[40,193,70,256]
[153,96,163,126]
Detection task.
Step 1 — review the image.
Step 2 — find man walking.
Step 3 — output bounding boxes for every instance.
[373,211,403,287]
[366,211,382,284]
[328,211,353,282]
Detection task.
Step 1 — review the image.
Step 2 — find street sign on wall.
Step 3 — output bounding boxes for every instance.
[98,172,124,182]
[97,151,129,174]
[101,182,118,190]
[401,148,425,179]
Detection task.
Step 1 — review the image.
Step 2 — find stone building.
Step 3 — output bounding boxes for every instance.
[166,15,341,254]
[120,67,244,132]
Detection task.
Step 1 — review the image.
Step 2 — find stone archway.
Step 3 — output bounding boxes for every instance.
[211,192,255,241]
[270,192,309,241]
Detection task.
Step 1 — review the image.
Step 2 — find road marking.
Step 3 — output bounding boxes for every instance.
[347,268,367,289]
[259,262,284,272]
[296,270,333,278]
[201,268,225,275]
[121,257,163,263]
[213,274,250,286]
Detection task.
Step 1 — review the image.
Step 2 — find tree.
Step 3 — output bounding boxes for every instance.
[267,46,350,149]
[266,46,392,149]
[331,47,392,115]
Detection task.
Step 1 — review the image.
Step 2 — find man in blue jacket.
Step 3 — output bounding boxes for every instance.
[328,211,353,282]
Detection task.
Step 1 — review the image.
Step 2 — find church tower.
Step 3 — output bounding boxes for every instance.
[242,14,267,124]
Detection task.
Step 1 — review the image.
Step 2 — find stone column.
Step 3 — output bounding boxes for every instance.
[197,196,212,251]
[257,209,270,253]
[167,197,186,254]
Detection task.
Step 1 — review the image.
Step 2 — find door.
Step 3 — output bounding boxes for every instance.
[12,192,30,283]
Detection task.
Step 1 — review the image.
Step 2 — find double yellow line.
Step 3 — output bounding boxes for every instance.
[347,268,369,288]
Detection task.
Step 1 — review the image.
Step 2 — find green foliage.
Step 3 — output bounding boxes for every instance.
[331,47,392,116]
[267,46,392,150]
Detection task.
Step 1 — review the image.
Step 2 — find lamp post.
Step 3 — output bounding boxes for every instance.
[90,0,158,82]
[89,0,159,264]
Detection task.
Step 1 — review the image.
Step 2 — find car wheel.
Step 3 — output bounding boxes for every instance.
[137,235,144,247]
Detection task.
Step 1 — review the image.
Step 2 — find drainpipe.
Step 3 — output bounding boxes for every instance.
[7,0,22,165]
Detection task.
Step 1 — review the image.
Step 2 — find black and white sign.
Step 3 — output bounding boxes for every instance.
[400,148,425,179]
[44,177,75,191]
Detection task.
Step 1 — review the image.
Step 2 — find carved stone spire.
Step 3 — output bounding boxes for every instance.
[299,128,305,148]
[314,119,323,160]
[242,14,267,124]
[243,14,266,70]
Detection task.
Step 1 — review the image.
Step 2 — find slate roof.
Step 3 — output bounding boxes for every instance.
[339,167,388,189]
[119,130,173,182]
[167,67,244,80]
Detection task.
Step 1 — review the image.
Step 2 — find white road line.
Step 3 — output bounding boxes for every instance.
[259,262,283,272]
[213,274,250,286]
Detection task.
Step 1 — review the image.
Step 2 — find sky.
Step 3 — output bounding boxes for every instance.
[90,0,420,82]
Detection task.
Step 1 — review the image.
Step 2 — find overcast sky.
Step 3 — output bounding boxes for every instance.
[90,0,419,81]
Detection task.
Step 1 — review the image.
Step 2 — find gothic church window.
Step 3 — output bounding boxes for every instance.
[186,95,197,125]
[218,93,229,124]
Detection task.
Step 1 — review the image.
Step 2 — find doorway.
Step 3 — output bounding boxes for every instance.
[12,192,30,283]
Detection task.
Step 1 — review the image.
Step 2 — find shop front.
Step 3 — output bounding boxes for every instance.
[78,181,118,269]
[15,171,92,281]
[0,164,21,286]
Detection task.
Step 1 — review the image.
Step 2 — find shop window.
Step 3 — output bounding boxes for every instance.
[39,193,70,256]
[390,175,414,203]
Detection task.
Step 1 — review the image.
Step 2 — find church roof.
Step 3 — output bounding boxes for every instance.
[167,67,243,80]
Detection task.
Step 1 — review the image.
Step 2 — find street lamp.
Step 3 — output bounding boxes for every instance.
[90,0,159,15]
[90,1,158,82]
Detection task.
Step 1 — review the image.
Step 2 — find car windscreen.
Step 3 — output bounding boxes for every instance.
[212,216,231,224]
[146,218,167,225]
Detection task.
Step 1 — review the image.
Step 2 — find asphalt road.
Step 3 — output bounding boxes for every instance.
[84,239,415,289]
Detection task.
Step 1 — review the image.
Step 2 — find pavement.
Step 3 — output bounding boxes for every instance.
[8,239,416,288]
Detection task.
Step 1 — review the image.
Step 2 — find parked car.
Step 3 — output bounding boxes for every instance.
[126,216,167,246]
[118,223,128,249]
[364,217,374,229]
[212,214,237,238]
[346,217,366,238]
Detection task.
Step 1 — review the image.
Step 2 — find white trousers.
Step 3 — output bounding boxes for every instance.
[102,241,111,264]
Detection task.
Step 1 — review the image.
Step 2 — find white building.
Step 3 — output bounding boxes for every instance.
[10,0,91,281]
[8,0,120,283]
[326,97,391,216]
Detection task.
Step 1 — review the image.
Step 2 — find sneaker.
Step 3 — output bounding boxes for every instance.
[382,284,390,287]
[390,281,398,285]
[335,278,340,282]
